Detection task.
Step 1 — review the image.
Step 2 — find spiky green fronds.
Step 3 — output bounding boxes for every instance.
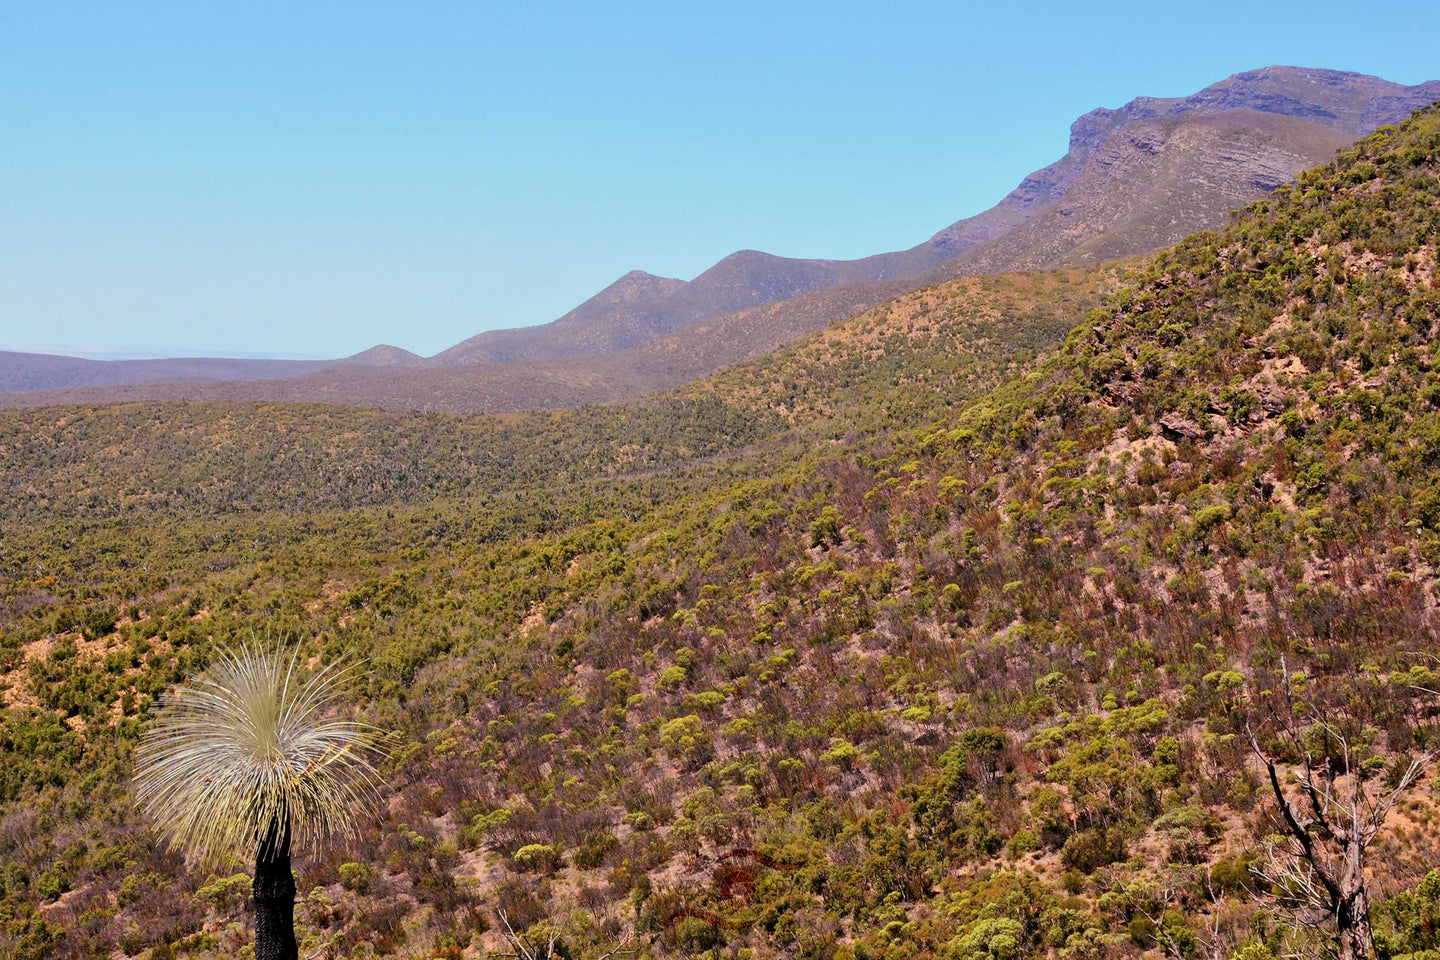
[133,642,386,862]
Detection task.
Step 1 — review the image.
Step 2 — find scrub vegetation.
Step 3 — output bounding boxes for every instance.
[2,106,1440,960]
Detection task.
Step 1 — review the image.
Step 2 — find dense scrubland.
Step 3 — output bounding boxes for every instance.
[3,109,1440,960]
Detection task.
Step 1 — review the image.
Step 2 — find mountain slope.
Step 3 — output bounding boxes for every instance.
[332,344,422,367]
[0,269,1112,414]
[923,66,1440,256]
[431,65,1440,367]
[0,90,1379,412]
[2,105,1440,960]
[1065,63,1440,142]
[931,108,1354,275]
[0,268,1113,528]
[435,270,687,363]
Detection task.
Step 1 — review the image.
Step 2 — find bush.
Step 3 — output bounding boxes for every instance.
[572,831,618,869]
[1060,828,1127,874]
[821,738,859,768]
[33,866,71,902]
[659,715,711,761]
[656,666,688,690]
[1007,829,1039,859]
[946,917,1026,959]
[197,873,251,909]
[81,604,119,641]
[512,844,563,873]
[339,861,375,894]
[1208,857,1254,897]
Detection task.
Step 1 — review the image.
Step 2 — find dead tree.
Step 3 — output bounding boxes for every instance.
[492,908,636,960]
[1119,877,1190,960]
[1246,661,1430,960]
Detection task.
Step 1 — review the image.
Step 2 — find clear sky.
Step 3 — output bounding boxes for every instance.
[2,1,1438,360]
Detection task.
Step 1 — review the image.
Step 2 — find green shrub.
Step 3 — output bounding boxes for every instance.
[338,861,375,894]
[1060,828,1127,874]
[511,843,563,873]
[1006,829,1039,859]
[572,831,619,869]
[659,715,710,756]
[33,865,72,902]
[656,665,688,690]
[821,737,859,767]
[946,917,1026,959]
[197,872,251,909]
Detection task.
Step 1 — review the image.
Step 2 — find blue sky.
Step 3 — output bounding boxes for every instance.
[2,2,1437,359]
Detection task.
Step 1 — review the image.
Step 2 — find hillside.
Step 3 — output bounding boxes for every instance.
[332,345,423,368]
[931,109,1353,274]
[435,271,688,364]
[0,270,1112,530]
[428,253,907,366]
[4,67,1435,411]
[1,105,1439,960]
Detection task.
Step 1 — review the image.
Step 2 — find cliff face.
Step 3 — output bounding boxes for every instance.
[932,109,1355,276]
[930,67,1440,259]
[1066,65,1440,151]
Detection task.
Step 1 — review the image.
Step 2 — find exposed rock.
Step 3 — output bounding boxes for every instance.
[1258,385,1289,416]
[1159,413,1208,442]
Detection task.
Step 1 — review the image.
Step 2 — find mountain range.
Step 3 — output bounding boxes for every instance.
[3,96,1439,960]
[2,65,1438,417]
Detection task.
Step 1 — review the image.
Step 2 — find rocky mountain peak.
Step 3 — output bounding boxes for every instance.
[1067,65,1440,156]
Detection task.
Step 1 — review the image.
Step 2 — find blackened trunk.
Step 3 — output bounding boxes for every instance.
[253,816,298,960]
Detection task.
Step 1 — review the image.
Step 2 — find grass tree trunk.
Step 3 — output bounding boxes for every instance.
[253,815,298,960]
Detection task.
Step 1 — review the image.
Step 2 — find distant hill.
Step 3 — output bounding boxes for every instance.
[2,66,1436,407]
[433,269,687,363]
[0,344,419,395]
[0,269,1113,415]
[0,351,335,393]
[431,251,935,366]
[332,344,422,367]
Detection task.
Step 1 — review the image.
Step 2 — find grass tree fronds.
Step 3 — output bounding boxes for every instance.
[133,640,387,863]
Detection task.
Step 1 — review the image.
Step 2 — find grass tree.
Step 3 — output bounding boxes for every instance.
[133,642,387,960]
